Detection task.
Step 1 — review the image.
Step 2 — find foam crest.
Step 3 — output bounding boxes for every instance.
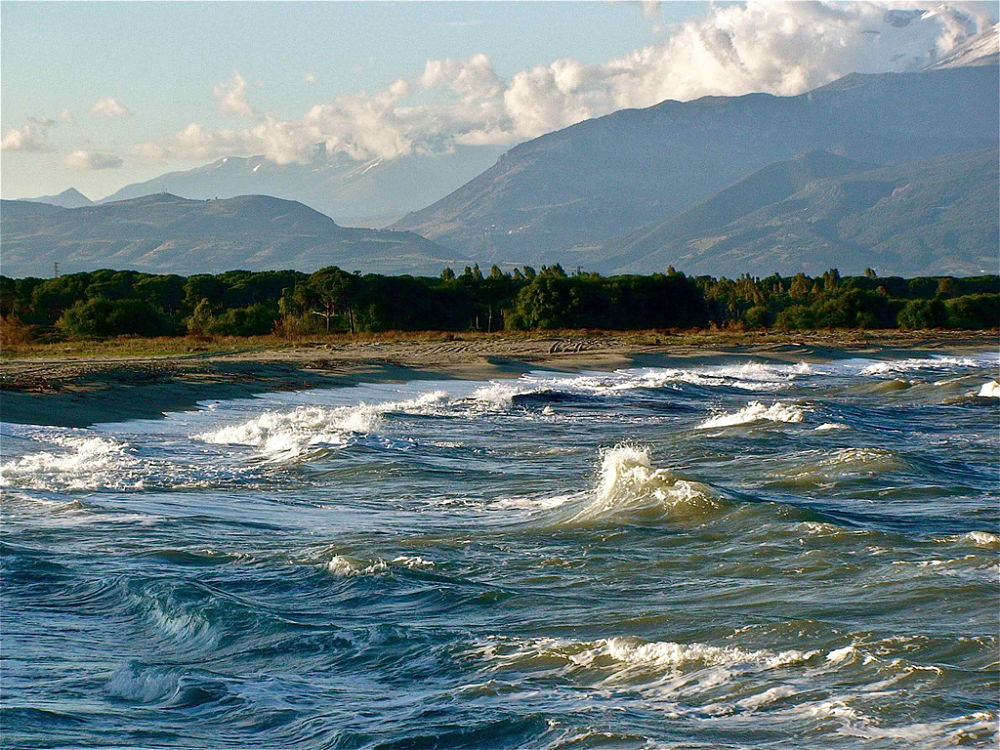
[473,635,817,681]
[325,555,387,577]
[196,391,448,459]
[698,401,806,429]
[0,434,147,491]
[858,355,986,377]
[469,361,815,410]
[977,380,1000,398]
[566,445,719,524]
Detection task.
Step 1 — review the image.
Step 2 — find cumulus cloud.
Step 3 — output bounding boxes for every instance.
[62,150,124,170]
[1,117,57,152]
[214,71,255,118]
[304,72,316,84]
[90,97,131,117]
[59,108,75,124]
[132,1,996,165]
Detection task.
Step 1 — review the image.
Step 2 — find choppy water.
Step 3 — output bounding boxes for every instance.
[2,349,998,749]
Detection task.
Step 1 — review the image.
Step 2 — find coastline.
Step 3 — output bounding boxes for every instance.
[1,329,995,427]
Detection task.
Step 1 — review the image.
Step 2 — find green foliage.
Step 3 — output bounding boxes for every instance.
[898,298,948,329]
[945,294,1000,329]
[57,297,174,338]
[1,267,995,340]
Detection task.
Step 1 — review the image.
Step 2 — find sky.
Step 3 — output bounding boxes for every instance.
[2,1,996,201]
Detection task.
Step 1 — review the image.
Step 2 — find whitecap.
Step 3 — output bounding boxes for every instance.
[977,380,1000,398]
[698,401,806,429]
[195,390,449,460]
[563,444,719,524]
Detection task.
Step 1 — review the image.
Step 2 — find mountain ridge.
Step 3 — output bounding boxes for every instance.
[390,65,999,259]
[0,193,464,277]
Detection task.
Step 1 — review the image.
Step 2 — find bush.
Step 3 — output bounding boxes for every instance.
[897,298,947,329]
[945,294,1000,329]
[57,298,175,338]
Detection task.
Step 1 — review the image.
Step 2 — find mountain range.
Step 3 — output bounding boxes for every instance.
[84,145,504,229]
[390,65,998,263]
[0,194,462,277]
[7,57,998,280]
[603,148,999,277]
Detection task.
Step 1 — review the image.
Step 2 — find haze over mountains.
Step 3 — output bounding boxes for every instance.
[0,194,462,277]
[7,56,998,280]
[64,146,504,229]
[391,65,998,264]
[607,148,999,278]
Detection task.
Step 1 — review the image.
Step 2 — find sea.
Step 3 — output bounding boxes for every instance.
[2,347,998,749]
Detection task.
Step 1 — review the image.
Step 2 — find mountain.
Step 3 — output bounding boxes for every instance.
[0,194,464,277]
[926,23,998,69]
[20,187,94,209]
[100,145,506,228]
[607,148,998,278]
[390,65,999,260]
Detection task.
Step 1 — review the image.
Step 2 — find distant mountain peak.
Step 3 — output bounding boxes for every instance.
[20,186,93,209]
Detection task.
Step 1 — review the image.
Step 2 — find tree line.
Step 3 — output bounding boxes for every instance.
[0,264,996,341]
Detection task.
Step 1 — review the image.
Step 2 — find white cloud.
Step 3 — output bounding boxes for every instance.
[1,118,57,152]
[59,108,75,123]
[132,2,996,165]
[90,97,131,117]
[304,72,316,84]
[214,71,255,118]
[62,150,124,170]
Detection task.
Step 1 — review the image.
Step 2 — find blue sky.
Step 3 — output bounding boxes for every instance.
[2,1,995,200]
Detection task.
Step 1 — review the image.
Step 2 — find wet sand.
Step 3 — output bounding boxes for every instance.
[1,330,995,427]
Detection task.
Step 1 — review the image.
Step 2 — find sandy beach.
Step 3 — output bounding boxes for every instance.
[1,329,995,427]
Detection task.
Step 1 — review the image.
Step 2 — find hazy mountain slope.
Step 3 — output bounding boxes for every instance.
[19,188,94,209]
[390,65,999,259]
[0,194,464,277]
[101,145,506,228]
[605,151,874,264]
[611,148,998,278]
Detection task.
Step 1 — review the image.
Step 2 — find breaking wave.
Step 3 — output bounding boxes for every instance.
[698,401,807,429]
[194,391,449,460]
[559,445,720,525]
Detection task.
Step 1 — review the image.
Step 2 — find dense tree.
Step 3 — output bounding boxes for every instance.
[0,267,995,341]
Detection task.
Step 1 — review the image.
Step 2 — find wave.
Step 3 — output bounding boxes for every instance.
[765,448,908,487]
[857,354,993,377]
[559,445,720,525]
[698,401,806,429]
[0,434,149,491]
[0,428,268,493]
[194,391,448,460]
[977,380,1000,398]
[470,634,819,684]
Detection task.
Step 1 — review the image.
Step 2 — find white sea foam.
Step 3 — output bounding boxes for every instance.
[858,355,986,377]
[472,635,817,682]
[324,554,388,578]
[698,401,806,429]
[565,445,719,524]
[815,422,850,432]
[0,434,148,491]
[962,531,1000,548]
[467,361,816,411]
[977,380,1000,398]
[195,391,448,459]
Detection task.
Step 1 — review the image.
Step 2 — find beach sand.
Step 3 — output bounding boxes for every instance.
[2,330,995,427]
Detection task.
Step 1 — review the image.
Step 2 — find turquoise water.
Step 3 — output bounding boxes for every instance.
[2,349,998,749]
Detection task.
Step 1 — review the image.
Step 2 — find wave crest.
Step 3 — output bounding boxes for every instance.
[565,445,719,524]
[698,401,806,429]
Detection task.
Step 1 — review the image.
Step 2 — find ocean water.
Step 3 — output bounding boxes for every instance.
[2,349,998,749]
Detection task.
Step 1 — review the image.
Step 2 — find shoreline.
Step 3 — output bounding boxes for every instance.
[1,330,995,427]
